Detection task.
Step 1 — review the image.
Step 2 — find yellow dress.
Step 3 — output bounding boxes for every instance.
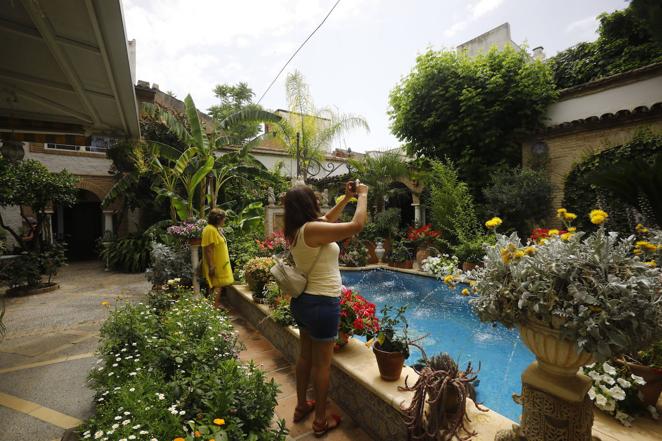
[201,225,234,288]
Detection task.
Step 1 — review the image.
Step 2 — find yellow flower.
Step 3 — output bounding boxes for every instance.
[563,212,577,221]
[213,418,225,426]
[485,217,503,229]
[645,260,657,268]
[523,246,536,255]
[633,249,643,255]
[101,301,110,307]
[636,223,649,234]
[548,229,560,236]
[635,241,658,252]
[556,208,567,217]
[500,248,512,264]
[513,250,525,259]
[568,227,577,233]
[461,288,470,296]
[589,209,608,225]
[560,233,573,241]
[539,238,548,245]
[443,275,455,284]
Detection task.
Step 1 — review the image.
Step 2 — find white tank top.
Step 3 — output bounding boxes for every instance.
[291,223,342,298]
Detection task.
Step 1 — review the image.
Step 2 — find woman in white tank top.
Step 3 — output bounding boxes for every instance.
[284,181,368,437]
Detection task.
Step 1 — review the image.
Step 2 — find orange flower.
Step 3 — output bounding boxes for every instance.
[213,418,225,426]
[174,438,185,441]
[195,431,202,437]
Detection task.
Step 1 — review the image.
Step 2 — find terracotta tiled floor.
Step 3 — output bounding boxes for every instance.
[226,308,376,441]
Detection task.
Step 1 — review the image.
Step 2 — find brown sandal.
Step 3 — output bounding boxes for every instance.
[293,400,316,423]
[313,414,341,437]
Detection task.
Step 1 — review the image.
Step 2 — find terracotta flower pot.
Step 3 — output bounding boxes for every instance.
[373,343,405,381]
[415,247,429,268]
[461,262,477,272]
[617,359,662,406]
[188,237,202,246]
[366,241,378,264]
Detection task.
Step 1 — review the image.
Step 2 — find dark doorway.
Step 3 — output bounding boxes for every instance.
[54,189,102,260]
[385,182,414,227]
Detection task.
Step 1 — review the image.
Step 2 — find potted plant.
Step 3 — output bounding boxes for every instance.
[166,219,207,245]
[464,209,662,438]
[406,224,441,267]
[420,254,458,278]
[243,257,275,299]
[256,231,288,257]
[401,352,485,439]
[387,238,413,269]
[619,339,662,407]
[336,286,379,351]
[339,236,368,267]
[372,305,411,381]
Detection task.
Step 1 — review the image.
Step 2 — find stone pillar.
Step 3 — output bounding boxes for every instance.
[412,194,422,227]
[103,210,114,236]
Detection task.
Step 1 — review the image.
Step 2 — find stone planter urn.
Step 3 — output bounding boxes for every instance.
[496,320,595,441]
[374,240,386,264]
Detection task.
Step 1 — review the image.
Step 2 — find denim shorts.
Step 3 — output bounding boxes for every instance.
[290,293,340,341]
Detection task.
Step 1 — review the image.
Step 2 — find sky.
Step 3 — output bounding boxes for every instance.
[122,0,630,153]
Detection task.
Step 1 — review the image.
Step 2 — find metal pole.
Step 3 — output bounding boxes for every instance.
[296,132,301,178]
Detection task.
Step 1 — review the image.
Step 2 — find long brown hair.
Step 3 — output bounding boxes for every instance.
[284,185,322,243]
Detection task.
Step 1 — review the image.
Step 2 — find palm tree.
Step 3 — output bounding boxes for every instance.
[266,71,369,180]
[350,151,409,212]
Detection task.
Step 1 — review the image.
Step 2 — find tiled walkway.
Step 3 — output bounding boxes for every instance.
[227,310,375,441]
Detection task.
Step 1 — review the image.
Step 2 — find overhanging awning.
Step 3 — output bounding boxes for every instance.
[0,0,140,139]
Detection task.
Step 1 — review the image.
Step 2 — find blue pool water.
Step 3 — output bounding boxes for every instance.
[341,269,533,422]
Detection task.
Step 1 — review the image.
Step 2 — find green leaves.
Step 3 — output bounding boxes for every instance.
[389,46,557,198]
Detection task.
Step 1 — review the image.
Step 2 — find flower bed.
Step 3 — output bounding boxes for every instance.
[80,286,286,441]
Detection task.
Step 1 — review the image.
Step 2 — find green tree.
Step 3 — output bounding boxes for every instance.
[551,4,662,89]
[267,71,369,180]
[0,158,78,252]
[350,151,408,213]
[208,82,264,144]
[389,46,557,199]
[482,167,553,237]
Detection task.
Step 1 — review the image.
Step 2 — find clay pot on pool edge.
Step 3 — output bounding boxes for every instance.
[373,343,405,381]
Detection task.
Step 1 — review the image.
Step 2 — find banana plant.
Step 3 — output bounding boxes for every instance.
[144,94,282,217]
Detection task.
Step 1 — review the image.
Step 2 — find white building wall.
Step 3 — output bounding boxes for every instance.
[23,144,113,175]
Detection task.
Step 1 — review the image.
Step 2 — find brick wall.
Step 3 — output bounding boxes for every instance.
[523,118,662,211]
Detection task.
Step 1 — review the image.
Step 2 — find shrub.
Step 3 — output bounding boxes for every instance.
[270,297,296,327]
[100,234,151,273]
[372,208,401,240]
[83,292,286,441]
[0,252,41,289]
[421,254,459,278]
[256,231,288,257]
[339,237,368,267]
[482,167,553,237]
[244,257,275,295]
[146,242,192,287]
[563,131,661,235]
[427,160,480,245]
[226,229,261,281]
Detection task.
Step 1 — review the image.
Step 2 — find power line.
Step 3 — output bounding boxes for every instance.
[257,0,342,104]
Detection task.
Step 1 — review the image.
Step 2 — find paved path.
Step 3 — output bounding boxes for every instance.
[0,262,149,441]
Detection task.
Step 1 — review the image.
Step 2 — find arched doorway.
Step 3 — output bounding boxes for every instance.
[53,189,102,260]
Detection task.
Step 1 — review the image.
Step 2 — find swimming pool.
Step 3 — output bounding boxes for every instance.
[341,268,534,422]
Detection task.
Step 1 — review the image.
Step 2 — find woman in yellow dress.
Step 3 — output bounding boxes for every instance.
[202,208,234,308]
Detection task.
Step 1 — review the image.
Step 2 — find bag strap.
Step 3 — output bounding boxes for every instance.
[292,224,326,277]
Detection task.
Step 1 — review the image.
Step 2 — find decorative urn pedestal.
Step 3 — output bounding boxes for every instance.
[496,321,595,441]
